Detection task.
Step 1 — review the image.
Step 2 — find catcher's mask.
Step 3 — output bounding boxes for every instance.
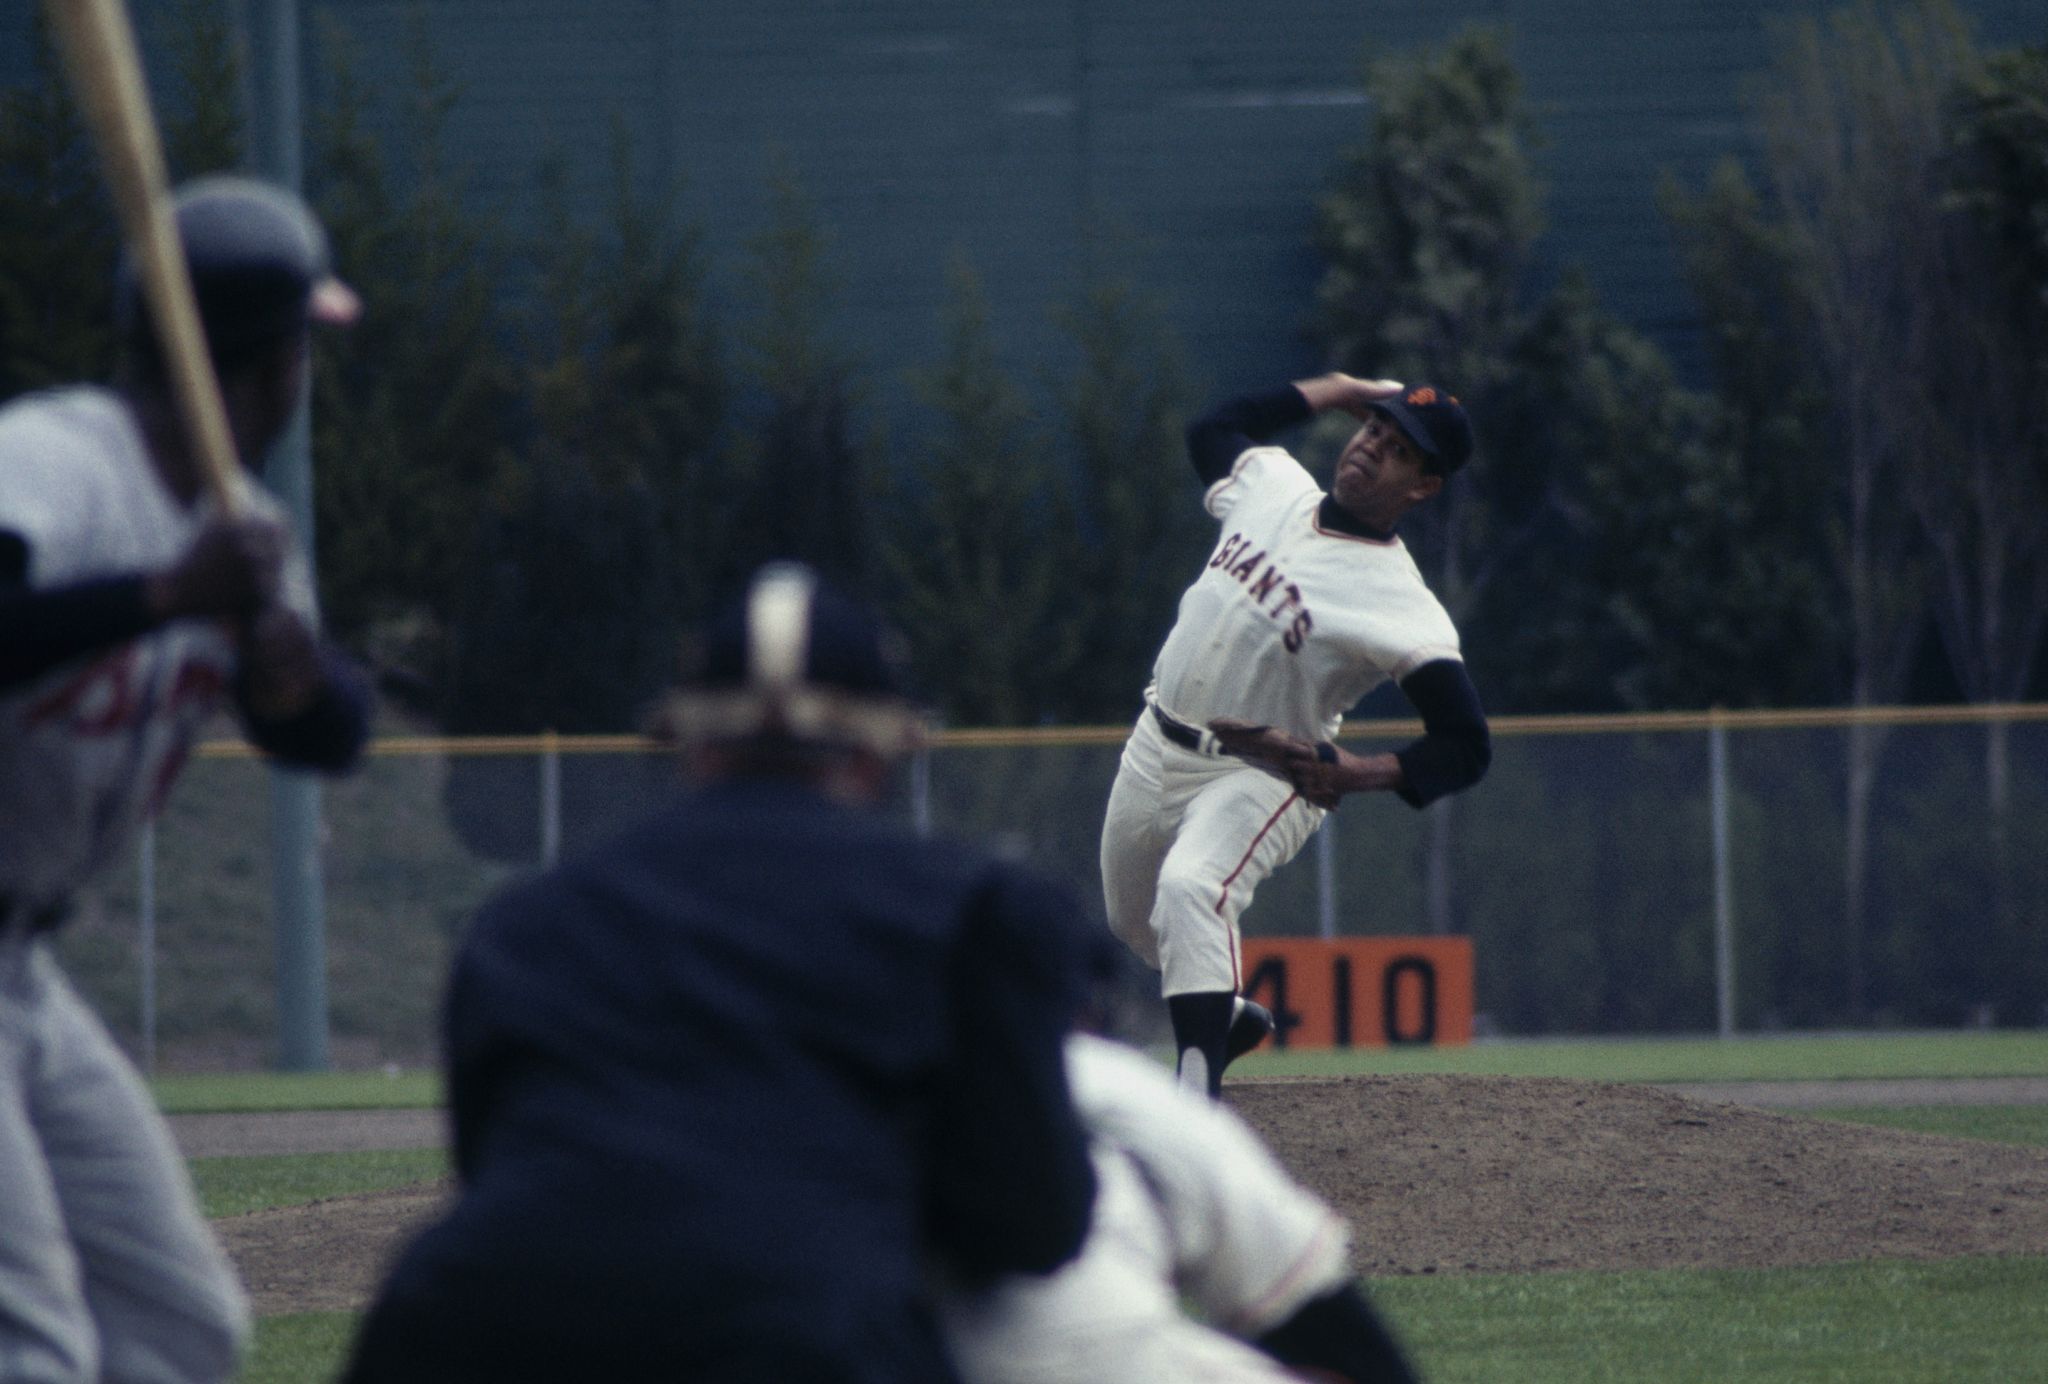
[657,562,926,759]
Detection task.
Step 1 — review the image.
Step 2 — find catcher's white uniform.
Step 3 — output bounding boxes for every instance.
[1102,442,1461,999]
[941,1034,1354,1384]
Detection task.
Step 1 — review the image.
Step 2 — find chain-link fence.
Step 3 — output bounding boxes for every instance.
[50,706,2048,1071]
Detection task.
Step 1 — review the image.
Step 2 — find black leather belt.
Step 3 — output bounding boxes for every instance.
[1150,703,1208,752]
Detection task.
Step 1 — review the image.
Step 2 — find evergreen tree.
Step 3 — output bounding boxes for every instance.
[1504,274,1789,710]
[878,260,1072,725]
[159,0,244,179]
[450,129,726,736]
[1307,24,1787,941]
[1308,26,1546,688]
[306,17,519,701]
[0,15,116,397]
[729,168,878,590]
[1312,25,1541,398]
[1313,24,1831,715]
[0,0,251,399]
[1659,160,1838,708]
[1047,275,1201,722]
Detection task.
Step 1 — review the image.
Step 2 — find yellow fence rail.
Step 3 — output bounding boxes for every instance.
[191,701,2048,758]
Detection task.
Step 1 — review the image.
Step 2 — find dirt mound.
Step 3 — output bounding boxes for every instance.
[1226,1074,2048,1275]
[215,1185,449,1315]
[213,1075,2048,1315]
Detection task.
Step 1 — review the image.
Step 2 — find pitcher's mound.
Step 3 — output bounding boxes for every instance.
[1226,1074,2048,1275]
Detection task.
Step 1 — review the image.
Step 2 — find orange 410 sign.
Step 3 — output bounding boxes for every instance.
[1240,938,1474,1048]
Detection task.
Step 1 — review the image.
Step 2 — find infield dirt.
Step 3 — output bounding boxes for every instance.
[211,1074,2048,1316]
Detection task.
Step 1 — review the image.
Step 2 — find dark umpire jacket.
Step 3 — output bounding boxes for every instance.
[344,776,1099,1384]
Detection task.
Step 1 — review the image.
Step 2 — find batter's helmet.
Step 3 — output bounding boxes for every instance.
[118,175,359,368]
[658,563,925,757]
[1375,385,1474,477]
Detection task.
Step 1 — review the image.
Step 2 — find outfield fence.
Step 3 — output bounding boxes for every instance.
[52,704,2048,1071]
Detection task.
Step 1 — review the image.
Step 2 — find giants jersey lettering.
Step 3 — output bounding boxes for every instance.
[1205,533,1313,653]
[1147,445,1460,742]
[0,387,316,905]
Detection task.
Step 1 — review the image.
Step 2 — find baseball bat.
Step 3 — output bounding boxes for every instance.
[43,0,246,513]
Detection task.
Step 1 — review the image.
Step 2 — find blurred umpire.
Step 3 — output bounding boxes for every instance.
[344,563,1098,1384]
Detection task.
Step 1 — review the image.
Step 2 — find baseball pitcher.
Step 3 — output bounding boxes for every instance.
[0,177,370,1382]
[1101,373,1491,1095]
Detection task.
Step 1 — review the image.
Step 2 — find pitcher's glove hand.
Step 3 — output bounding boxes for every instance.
[1207,718,1344,809]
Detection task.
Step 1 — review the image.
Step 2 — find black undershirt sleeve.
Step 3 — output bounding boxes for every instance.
[925,867,1097,1281]
[238,644,373,772]
[1392,658,1492,809]
[1254,1283,1421,1384]
[0,529,165,691]
[1184,384,1313,485]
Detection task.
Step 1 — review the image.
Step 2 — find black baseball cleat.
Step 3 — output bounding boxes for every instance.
[1224,997,1275,1065]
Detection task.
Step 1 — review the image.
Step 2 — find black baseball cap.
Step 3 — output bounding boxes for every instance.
[118,175,359,361]
[1375,386,1473,477]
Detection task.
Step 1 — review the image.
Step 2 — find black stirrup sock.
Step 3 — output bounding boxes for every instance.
[1167,991,1236,1098]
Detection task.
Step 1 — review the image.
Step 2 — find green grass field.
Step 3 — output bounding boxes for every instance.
[1378,1256,2048,1384]
[1803,1104,2048,1145]
[185,1031,2048,1383]
[233,1257,2048,1384]
[191,1149,450,1218]
[238,1314,360,1384]
[1227,1029,2048,1082]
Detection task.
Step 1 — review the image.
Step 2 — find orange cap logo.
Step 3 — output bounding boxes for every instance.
[1406,387,1458,406]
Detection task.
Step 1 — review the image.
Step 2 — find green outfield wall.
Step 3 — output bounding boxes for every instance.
[6,0,2043,416]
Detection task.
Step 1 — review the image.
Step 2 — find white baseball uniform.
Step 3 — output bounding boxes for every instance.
[1102,439,1462,998]
[0,384,329,1383]
[940,1033,1353,1384]
[0,388,317,905]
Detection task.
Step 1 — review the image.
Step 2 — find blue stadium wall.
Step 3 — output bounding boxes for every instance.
[6,2,2044,419]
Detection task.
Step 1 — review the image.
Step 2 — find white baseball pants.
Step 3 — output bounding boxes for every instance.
[1100,710,1323,997]
[0,935,249,1384]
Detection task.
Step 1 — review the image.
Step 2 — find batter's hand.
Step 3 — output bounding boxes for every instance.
[148,514,285,621]
[237,604,326,720]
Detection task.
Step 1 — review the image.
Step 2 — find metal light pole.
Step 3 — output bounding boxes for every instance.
[245,0,329,1070]
[1710,712,1736,1039]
